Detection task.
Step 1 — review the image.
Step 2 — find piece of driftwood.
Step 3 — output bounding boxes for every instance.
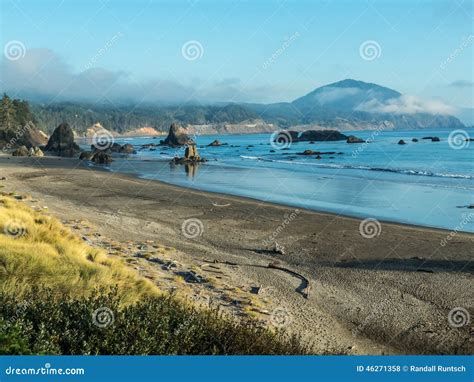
[211,202,231,207]
[203,259,310,298]
[267,262,310,298]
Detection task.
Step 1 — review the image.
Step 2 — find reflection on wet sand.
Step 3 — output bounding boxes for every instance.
[169,162,201,179]
[185,163,199,178]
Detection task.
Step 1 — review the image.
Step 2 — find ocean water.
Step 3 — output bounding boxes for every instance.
[81,128,474,233]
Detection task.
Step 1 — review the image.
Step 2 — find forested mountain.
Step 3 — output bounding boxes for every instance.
[30,103,259,134]
[2,79,465,136]
[247,79,464,130]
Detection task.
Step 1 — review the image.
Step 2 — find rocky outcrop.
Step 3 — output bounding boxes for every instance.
[208,140,222,146]
[119,143,136,154]
[398,140,406,145]
[23,125,48,147]
[140,143,159,151]
[28,147,44,157]
[412,138,419,142]
[346,135,364,144]
[12,146,44,157]
[422,136,441,142]
[110,143,122,152]
[298,150,336,156]
[44,123,81,157]
[161,123,195,147]
[91,151,113,164]
[299,130,348,142]
[79,151,94,160]
[0,121,48,150]
[274,130,348,143]
[12,146,29,156]
[171,144,206,165]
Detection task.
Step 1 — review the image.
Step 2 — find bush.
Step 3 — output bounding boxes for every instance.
[0,288,309,355]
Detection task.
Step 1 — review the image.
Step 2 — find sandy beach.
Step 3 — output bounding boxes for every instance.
[0,155,472,355]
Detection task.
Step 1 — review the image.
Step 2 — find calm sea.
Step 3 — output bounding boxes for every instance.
[81,128,474,233]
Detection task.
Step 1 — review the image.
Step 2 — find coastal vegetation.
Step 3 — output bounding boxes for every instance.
[30,102,260,134]
[0,195,308,355]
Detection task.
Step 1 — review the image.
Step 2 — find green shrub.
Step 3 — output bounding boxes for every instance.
[0,288,309,355]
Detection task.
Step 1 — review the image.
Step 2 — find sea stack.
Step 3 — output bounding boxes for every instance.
[172,144,205,165]
[44,123,80,157]
[161,123,195,147]
[184,144,200,160]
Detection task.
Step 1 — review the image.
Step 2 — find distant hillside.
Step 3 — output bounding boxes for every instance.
[28,79,464,134]
[292,79,401,110]
[30,103,260,135]
[248,79,464,130]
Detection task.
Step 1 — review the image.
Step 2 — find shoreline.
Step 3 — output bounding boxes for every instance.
[102,157,474,235]
[0,155,472,355]
[8,154,471,235]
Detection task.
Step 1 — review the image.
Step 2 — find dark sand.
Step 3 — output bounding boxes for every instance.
[1,155,472,354]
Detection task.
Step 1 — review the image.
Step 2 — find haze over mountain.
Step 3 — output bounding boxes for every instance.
[246,79,464,131]
[292,79,402,111]
[29,79,464,135]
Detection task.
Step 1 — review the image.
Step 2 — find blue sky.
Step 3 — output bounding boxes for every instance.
[1,0,473,107]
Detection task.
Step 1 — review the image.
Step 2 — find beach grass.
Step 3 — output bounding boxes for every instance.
[0,195,309,355]
[0,195,157,303]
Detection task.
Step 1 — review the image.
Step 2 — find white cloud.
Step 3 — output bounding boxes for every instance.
[356,94,456,115]
[314,87,361,104]
[1,48,285,104]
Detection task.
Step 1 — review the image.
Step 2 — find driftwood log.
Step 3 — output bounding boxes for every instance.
[203,259,310,298]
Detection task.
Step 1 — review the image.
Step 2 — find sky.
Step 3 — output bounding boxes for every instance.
[0,0,473,109]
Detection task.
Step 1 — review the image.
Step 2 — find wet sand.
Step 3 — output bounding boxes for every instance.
[1,155,472,354]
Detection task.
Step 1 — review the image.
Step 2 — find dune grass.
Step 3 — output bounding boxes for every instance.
[0,195,309,355]
[0,195,157,302]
